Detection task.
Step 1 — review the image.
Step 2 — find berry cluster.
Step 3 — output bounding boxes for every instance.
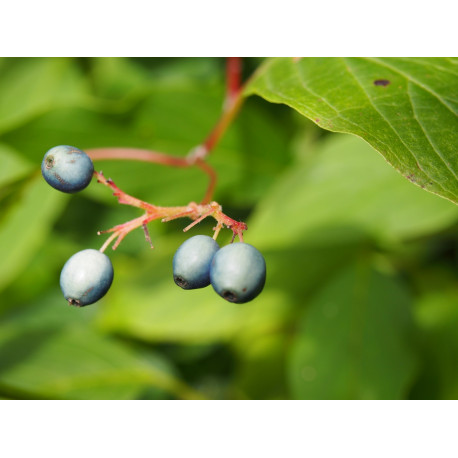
[41,145,266,306]
[173,235,266,303]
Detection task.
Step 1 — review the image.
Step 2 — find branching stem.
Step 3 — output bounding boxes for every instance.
[86,58,248,252]
[94,171,246,252]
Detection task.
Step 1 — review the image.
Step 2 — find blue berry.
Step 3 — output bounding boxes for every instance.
[41,145,94,193]
[60,249,114,306]
[173,235,220,289]
[210,243,266,303]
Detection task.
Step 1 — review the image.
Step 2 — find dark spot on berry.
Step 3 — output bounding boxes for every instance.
[82,286,94,298]
[45,155,55,169]
[223,290,237,302]
[68,148,83,155]
[174,275,189,289]
[53,172,67,185]
[374,79,390,87]
[68,298,81,307]
[242,287,247,292]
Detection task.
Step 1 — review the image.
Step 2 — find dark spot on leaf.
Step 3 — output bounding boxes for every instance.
[315,118,320,123]
[374,79,390,87]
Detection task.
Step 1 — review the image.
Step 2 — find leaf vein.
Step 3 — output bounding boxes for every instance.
[291,63,406,164]
[406,82,458,181]
[341,57,448,193]
[365,57,458,114]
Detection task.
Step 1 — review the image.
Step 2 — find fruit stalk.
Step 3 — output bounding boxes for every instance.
[94,171,247,252]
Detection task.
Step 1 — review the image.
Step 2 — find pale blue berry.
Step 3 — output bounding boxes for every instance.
[173,235,220,289]
[41,145,94,193]
[210,243,266,303]
[60,249,114,306]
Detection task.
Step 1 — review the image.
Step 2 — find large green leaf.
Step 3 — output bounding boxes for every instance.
[0,173,68,292]
[0,143,34,188]
[410,289,458,399]
[245,57,458,204]
[0,293,202,400]
[248,135,458,249]
[0,325,197,400]
[233,333,289,400]
[288,261,418,399]
[0,58,89,134]
[88,57,151,101]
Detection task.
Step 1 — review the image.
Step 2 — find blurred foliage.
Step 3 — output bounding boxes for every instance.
[0,57,457,400]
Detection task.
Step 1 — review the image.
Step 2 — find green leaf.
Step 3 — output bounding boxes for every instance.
[248,134,458,249]
[0,324,198,400]
[288,261,418,399]
[0,58,89,134]
[0,291,204,400]
[0,143,34,188]
[410,289,458,399]
[0,173,69,292]
[99,281,291,344]
[245,57,458,204]
[88,57,150,101]
[233,333,289,399]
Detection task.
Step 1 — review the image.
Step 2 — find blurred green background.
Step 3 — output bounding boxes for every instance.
[0,57,457,400]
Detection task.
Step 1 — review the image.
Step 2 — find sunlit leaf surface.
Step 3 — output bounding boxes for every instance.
[246,57,458,203]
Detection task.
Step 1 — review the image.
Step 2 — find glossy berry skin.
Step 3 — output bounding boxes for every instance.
[173,235,220,289]
[60,249,114,306]
[210,243,266,304]
[41,145,94,193]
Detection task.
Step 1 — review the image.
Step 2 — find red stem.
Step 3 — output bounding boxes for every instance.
[226,57,242,105]
[87,148,189,168]
[195,158,217,205]
[201,92,244,154]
